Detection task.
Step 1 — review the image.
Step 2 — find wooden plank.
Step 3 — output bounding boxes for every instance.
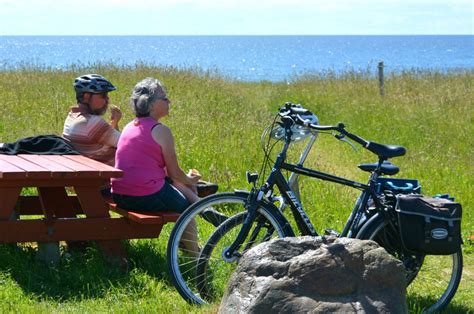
[17,195,82,215]
[0,217,164,242]
[42,155,98,178]
[109,203,180,224]
[0,155,51,179]
[18,155,76,178]
[63,155,122,178]
[0,177,110,188]
[0,158,27,179]
[109,203,164,224]
[162,212,180,223]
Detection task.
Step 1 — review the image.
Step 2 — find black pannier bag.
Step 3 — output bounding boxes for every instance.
[395,194,462,255]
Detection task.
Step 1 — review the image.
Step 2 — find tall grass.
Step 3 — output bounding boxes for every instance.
[0,66,472,312]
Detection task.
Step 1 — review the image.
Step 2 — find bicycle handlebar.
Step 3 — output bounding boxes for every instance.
[280,102,369,148]
[339,127,369,147]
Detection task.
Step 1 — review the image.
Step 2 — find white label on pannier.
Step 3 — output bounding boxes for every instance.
[431,228,448,239]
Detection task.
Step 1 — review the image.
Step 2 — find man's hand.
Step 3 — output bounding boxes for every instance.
[110,105,122,130]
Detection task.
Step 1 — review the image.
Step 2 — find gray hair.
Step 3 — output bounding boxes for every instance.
[130,77,167,117]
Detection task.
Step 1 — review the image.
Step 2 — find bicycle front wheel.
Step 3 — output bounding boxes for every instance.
[167,192,293,305]
[357,216,463,312]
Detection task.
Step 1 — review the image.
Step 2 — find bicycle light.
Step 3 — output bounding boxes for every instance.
[246,171,259,184]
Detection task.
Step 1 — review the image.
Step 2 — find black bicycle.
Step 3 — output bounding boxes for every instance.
[167,103,462,312]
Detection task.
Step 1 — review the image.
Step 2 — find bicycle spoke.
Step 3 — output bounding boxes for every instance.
[168,193,290,304]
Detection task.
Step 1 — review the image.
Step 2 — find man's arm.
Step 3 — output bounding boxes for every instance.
[110,105,122,131]
[90,117,121,147]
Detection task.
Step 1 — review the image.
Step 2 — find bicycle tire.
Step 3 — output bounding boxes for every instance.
[356,214,463,312]
[167,192,294,305]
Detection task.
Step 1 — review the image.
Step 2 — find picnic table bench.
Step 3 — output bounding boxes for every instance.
[0,154,179,262]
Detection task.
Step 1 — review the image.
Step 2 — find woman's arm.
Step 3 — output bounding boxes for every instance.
[152,124,201,185]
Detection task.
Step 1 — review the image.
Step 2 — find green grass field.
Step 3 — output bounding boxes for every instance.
[0,66,472,313]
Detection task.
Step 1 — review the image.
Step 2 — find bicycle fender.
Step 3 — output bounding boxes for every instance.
[233,190,250,197]
[260,197,296,237]
[355,212,383,239]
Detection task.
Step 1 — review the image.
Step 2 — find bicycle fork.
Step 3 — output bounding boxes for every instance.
[222,189,262,262]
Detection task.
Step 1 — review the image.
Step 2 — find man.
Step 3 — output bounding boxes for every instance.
[63,74,122,167]
[62,74,124,256]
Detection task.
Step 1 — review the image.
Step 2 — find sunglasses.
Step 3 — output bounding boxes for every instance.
[93,92,108,98]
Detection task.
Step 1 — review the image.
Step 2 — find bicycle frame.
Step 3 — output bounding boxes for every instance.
[224,132,386,259]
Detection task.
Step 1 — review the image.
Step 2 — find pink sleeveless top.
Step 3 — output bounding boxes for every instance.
[111,117,166,196]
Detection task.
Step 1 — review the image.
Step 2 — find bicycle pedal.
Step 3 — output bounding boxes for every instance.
[324,228,340,237]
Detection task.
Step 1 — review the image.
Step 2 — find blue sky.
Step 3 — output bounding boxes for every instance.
[0,0,472,35]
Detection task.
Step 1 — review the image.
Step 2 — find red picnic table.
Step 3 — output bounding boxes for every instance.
[0,154,179,261]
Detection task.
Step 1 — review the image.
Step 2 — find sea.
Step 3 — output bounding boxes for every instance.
[0,35,472,81]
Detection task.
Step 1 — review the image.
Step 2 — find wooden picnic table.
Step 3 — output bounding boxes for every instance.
[0,154,179,261]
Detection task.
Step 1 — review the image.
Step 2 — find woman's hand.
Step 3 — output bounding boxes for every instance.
[188,168,200,176]
[187,171,202,185]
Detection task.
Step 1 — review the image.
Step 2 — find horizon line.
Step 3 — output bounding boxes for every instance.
[1,34,472,36]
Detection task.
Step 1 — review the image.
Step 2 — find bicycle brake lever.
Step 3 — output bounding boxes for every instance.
[334,133,358,151]
[342,137,358,151]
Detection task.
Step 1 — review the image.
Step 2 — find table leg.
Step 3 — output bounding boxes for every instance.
[38,187,87,254]
[98,240,129,271]
[74,185,110,218]
[37,187,74,264]
[38,187,77,219]
[0,187,21,220]
[36,242,61,266]
[74,185,128,266]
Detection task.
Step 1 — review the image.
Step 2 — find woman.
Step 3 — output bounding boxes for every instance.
[112,78,227,226]
[111,77,199,213]
[111,77,224,255]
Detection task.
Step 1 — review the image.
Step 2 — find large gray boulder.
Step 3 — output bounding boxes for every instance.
[219,236,407,313]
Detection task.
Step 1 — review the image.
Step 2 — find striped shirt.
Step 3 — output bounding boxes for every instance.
[62,105,120,166]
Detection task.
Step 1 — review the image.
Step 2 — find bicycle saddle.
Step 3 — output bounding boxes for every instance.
[366,142,406,159]
[358,161,400,175]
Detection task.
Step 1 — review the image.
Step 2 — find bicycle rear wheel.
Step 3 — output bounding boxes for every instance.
[167,192,293,305]
[357,216,462,312]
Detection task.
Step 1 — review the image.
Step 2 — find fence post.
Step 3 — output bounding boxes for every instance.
[378,61,384,96]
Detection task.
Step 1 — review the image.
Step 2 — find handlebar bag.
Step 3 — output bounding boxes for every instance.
[395,194,462,255]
